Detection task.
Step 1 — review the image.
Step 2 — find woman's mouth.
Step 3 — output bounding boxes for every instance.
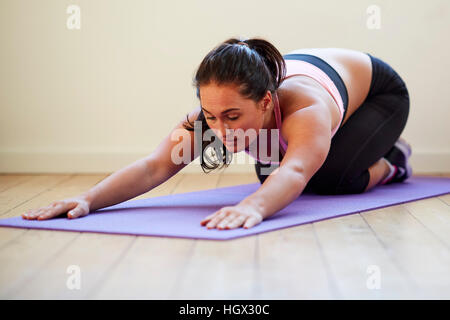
[224,137,238,146]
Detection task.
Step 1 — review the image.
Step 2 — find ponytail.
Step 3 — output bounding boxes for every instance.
[224,37,286,94]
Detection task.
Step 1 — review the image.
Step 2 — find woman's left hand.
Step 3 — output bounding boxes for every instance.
[200,204,263,230]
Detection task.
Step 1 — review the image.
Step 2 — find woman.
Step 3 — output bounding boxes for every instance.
[22,37,411,231]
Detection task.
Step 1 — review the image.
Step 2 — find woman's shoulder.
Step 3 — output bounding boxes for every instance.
[277,76,342,137]
[284,47,372,116]
[283,47,370,82]
[284,47,365,60]
[277,74,332,117]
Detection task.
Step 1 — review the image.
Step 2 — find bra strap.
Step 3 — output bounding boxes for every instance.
[273,92,288,153]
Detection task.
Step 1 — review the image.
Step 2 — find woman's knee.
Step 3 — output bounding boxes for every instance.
[334,170,370,194]
[390,77,410,127]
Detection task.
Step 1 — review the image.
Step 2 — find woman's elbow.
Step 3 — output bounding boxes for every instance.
[288,151,328,184]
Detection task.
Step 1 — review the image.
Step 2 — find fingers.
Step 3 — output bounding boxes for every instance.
[217,213,238,229]
[67,205,89,219]
[205,211,228,229]
[22,207,48,220]
[226,215,247,229]
[200,209,261,230]
[22,201,76,220]
[36,202,71,220]
[243,215,262,229]
[200,212,217,226]
[22,204,55,220]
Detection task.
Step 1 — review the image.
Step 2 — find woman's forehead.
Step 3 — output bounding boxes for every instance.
[200,82,241,95]
[200,84,246,106]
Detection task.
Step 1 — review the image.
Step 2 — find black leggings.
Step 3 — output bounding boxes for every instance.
[255,53,410,194]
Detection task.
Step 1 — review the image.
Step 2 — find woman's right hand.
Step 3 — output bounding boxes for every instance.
[21,196,91,220]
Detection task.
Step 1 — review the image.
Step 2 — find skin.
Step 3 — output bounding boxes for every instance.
[199,80,335,230]
[22,197,90,220]
[23,48,400,227]
[198,82,276,229]
[200,48,405,230]
[197,82,274,153]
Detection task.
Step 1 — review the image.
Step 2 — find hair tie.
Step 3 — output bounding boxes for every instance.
[237,41,250,48]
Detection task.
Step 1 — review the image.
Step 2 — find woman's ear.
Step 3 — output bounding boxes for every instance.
[261,91,273,112]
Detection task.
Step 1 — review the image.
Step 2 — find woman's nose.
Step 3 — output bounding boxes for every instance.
[217,125,232,140]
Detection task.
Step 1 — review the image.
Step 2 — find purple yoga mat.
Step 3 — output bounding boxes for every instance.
[0,176,449,240]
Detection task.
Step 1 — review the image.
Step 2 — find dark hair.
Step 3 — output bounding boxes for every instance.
[183,37,286,173]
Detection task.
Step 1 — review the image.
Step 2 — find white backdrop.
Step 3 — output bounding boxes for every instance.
[0,0,448,173]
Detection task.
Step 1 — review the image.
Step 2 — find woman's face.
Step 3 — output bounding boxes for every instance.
[199,82,272,152]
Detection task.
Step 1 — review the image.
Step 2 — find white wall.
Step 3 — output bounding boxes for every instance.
[0,0,448,174]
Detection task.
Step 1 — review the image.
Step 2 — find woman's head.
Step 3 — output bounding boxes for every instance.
[183,37,286,172]
[198,81,269,153]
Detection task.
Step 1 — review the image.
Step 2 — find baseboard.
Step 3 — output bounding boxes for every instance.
[0,149,449,174]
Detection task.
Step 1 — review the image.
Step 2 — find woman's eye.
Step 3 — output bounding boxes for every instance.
[207,116,239,121]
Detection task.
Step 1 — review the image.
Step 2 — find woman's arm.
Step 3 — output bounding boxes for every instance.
[240,101,333,219]
[83,106,202,212]
[24,107,202,220]
[201,100,334,230]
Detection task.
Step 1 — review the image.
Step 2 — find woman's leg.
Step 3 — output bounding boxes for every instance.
[255,137,397,194]
[255,147,395,193]
[255,54,410,195]
[255,95,409,194]
[306,85,410,195]
[365,157,391,191]
[254,91,410,194]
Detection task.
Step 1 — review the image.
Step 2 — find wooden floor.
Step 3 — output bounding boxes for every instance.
[0,172,449,299]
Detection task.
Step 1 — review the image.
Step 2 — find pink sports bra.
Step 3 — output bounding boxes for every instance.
[244,59,346,164]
